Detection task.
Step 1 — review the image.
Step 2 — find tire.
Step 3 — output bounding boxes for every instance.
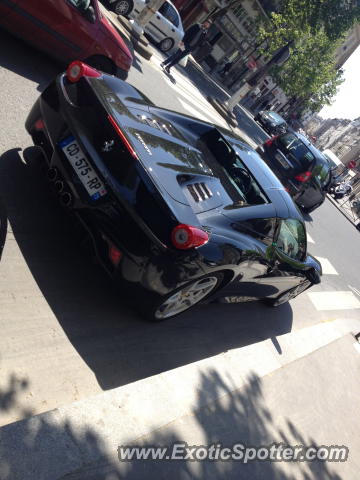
[141,272,224,322]
[159,37,175,53]
[85,55,115,75]
[264,281,311,307]
[334,193,343,200]
[113,0,133,16]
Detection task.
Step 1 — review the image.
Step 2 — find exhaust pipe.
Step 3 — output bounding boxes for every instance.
[55,180,64,193]
[61,192,73,207]
[47,168,58,182]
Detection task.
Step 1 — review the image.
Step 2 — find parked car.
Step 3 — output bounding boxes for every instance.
[257,131,331,213]
[254,110,288,136]
[103,0,184,52]
[25,61,322,320]
[0,0,132,79]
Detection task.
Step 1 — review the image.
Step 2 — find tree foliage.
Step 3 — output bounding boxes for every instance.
[254,0,357,109]
[258,0,360,47]
[269,30,344,107]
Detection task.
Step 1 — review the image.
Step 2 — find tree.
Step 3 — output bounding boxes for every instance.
[257,0,360,52]
[269,29,344,104]
[259,0,360,49]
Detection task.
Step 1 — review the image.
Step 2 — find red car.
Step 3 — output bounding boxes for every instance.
[0,0,132,79]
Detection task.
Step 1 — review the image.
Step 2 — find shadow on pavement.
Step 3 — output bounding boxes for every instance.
[0,369,345,479]
[0,29,61,92]
[0,148,293,393]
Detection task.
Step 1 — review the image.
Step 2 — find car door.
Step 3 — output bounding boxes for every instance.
[147,1,181,44]
[228,216,284,299]
[8,0,100,62]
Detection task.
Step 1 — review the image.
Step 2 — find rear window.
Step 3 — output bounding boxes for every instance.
[199,131,269,207]
[278,134,315,165]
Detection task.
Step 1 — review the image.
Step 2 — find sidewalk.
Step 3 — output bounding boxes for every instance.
[1,318,360,479]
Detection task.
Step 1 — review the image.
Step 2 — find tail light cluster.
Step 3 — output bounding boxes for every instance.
[66,60,101,83]
[264,136,278,147]
[171,224,209,250]
[107,114,139,160]
[294,171,312,182]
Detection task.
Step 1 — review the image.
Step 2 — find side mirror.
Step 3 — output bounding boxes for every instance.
[306,268,321,285]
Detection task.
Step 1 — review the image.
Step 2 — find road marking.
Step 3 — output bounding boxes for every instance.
[307,233,315,244]
[349,285,360,298]
[308,291,360,311]
[316,257,338,275]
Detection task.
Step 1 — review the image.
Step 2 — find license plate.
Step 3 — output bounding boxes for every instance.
[275,152,290,169]
[59,136,107,200]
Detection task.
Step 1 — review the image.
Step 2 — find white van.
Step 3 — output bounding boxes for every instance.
[322,149,344,178]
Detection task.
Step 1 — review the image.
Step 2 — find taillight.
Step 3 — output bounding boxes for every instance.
[171,224,209,250]
[295,171,312,182]
[109,244,122,267]
[264,136,278,147]
[34,118,45,131]
[66,60,101,83]
[107,114,139,160]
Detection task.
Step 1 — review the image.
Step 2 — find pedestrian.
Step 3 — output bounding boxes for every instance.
[219,61,233,76]
[160,20,212,74]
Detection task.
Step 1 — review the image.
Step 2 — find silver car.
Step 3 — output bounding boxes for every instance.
[108,0,184,52]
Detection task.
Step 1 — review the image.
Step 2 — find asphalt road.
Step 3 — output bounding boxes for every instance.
[0,28,359,427]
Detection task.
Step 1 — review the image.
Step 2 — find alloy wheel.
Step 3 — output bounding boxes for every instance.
[114,0,132,15]
[154,276,219,319]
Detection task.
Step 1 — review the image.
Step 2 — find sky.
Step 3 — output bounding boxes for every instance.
[319,45,360,120]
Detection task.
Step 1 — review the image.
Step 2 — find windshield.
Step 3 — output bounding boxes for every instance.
[198,131,269,207]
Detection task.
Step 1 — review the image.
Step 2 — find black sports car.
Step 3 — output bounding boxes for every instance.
[25,61,321,320]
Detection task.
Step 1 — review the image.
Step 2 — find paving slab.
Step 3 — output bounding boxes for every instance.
[0,319,359,479]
